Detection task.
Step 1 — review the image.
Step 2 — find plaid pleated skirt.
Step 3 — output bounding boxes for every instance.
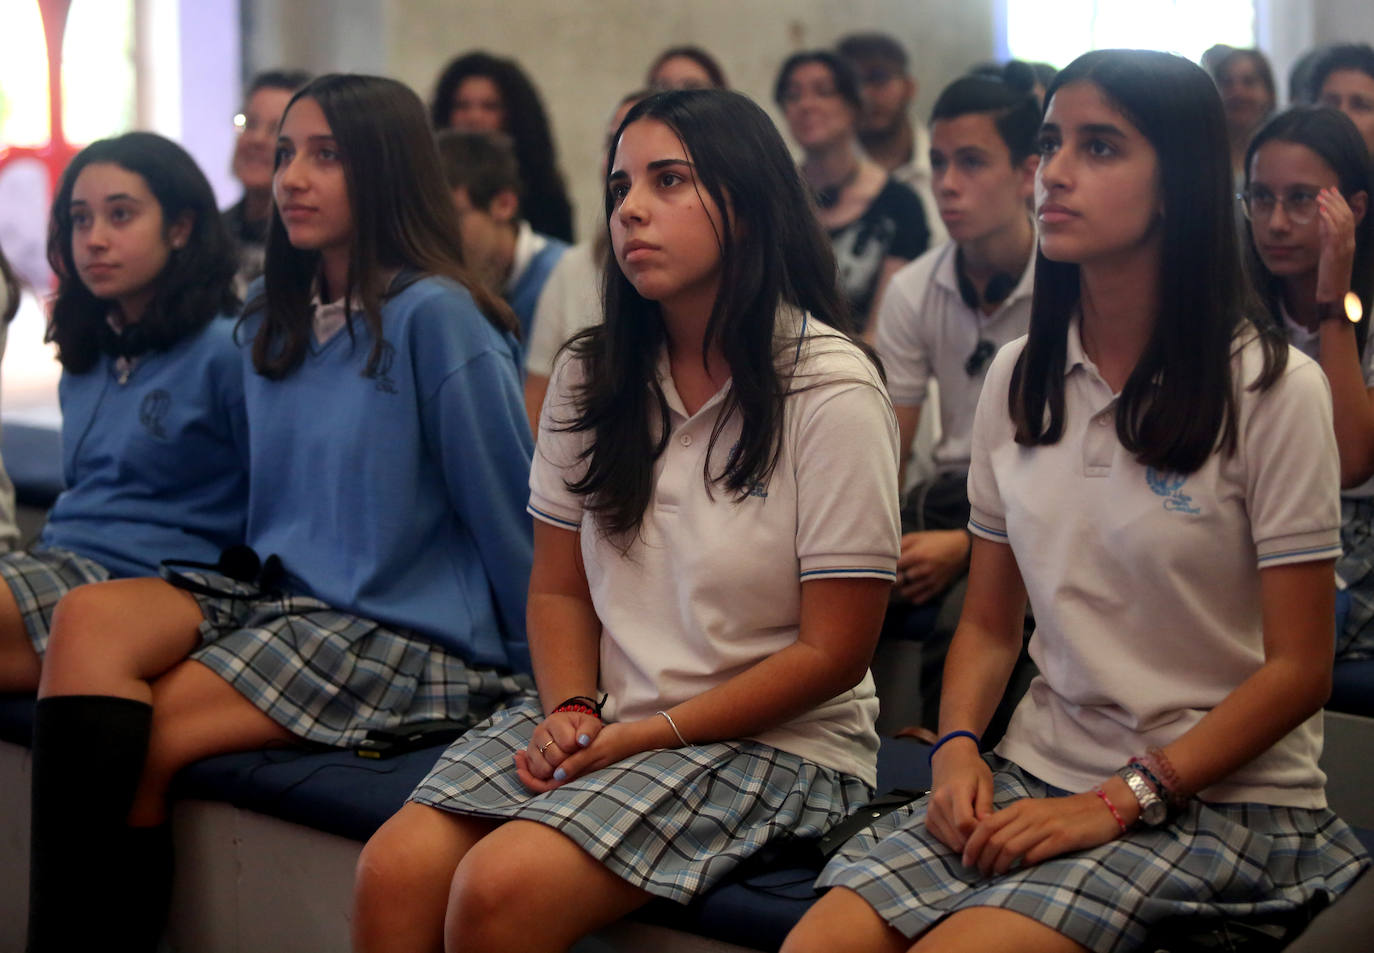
[410,695,874,904]
[0,546,110,653]
[818,756,1370,953]
[176,570,530,748]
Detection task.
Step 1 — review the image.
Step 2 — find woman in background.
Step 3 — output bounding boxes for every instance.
[430,51,575,242]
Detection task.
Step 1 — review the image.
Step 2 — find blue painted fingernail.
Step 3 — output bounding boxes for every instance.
[578,733,591,746]
[554,767,567,781]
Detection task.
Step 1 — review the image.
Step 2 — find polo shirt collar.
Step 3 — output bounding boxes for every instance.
[1065,314,1093,377]
[931,235,1037,321]
[652,305,812,419]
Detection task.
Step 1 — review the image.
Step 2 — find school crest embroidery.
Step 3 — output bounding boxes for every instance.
[1145,466,1200,515]
[364,341,398,394]
[139,389,171,439]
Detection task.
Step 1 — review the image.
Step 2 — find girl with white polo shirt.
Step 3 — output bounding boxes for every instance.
[1240,106,1374,668]
[784,50,1368,953]
[28,75,534,952]
[353,88,901,953]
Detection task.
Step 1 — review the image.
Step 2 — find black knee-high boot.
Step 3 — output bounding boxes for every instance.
[115,823,174,953]
[27,694,153,953]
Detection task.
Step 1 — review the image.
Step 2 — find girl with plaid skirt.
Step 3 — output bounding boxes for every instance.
[784,51,1369,953]
[0,133,247,695]
[1240,107,1374,666]
[352,88,901,953]
[27,76,534,952]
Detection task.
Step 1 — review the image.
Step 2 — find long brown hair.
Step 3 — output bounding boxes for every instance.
[250,73,517,379]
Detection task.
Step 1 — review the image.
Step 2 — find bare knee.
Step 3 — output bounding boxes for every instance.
[782,888,908,953]
[353,804,484,953]
[41,580,200,697]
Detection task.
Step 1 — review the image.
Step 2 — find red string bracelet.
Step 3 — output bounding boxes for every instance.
[1094,786,1128,834]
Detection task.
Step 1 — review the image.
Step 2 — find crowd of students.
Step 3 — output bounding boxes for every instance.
[0,29,1371,953]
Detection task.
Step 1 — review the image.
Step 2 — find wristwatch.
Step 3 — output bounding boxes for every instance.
[1116,765,1167,826]
[1317,291,1363,324]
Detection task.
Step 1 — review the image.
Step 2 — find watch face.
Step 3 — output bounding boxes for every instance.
[1141,799,1167,826]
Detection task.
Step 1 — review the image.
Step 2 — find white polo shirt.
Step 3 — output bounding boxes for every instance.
[525,241,599,379]
[969,324,1341,808]
[528,310,900,786]
[875,241,1034,474]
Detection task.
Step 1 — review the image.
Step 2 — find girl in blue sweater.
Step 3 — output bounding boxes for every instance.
[0,132,247,695]
[27,75,535,952]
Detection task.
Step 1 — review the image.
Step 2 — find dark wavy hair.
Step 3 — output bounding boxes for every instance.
[931,75,1042,164]
[252,73,517,380]
[46,132,238,373]
[1309,43,1374,102]
[774,50,864,115]
[645,46,729,89]
[1243,106,1374,355]
[561,89,871,539]
[0,245,18,324]
[429,51,574,242]
[1011,49,1287,474]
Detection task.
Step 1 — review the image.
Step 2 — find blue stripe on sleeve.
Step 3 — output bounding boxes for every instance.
[527,503,581,530]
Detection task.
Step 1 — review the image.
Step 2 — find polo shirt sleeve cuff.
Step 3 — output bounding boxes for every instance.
[527,494,582,531]
[798,552,897,583]
[968,506,1008,542]
[1254,528,1341,569]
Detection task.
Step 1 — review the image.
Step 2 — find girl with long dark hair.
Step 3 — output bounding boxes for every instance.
[1242,106,1374,666]
[784,50,1368,953]
[0,133,246,696]
[430,51,575,242]
[353,88,900,953]
[27,75,534,952]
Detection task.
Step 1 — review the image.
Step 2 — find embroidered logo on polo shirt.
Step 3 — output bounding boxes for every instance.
[727,440,769,498]
[1145,467,1201,515]
[363,341,398,394]
[139,389,171,439]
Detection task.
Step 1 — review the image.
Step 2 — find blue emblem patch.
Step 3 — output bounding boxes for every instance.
[1145,466,1200,514]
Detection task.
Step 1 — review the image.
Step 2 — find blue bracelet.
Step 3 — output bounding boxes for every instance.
[927,729,980,764]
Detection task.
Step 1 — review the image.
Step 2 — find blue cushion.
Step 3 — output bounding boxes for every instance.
[1,423,64,507]
[1330,658,1374,717]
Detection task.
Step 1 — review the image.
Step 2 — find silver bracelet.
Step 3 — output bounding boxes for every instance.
[656,710,689,747]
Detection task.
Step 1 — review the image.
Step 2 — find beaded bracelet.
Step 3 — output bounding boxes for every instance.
[927,729,980,765]
[1143,746,1188,808]
[1094,785,1128,834]
[553,694,608,718]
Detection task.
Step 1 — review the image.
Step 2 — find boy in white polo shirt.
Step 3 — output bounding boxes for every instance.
[874,75,1040,731]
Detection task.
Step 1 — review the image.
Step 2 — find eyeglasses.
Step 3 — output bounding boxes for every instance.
[1236,187,1321,226]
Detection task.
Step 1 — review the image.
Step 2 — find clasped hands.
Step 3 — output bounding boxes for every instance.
[924,740,1128,877]
[514,709,659,793]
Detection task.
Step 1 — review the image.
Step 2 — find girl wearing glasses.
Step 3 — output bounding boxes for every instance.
[1242,105,1374,668]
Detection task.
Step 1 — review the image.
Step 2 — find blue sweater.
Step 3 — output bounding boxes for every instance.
[40,316,249,577]
[508,236,568,341]
[240,275,533,673]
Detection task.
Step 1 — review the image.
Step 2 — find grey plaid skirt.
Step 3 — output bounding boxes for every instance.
[177,569,530,748]
[410,695,874,904]
[818,756,1369,953]
[0,546,110,653]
